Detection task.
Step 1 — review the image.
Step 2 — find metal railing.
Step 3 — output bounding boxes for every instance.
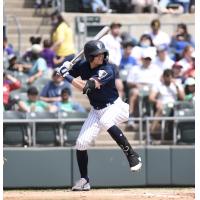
[3,116,195,147]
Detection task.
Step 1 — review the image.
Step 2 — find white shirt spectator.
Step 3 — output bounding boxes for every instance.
[127,64,161,86]
[153,56,174,73]
[177,58,193,74]
[131,46,157,64]
[151,81,184,104]
[101,33,122,66]
[148,30,170,46]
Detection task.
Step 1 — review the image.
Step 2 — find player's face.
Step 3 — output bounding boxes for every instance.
[91,53,104,67]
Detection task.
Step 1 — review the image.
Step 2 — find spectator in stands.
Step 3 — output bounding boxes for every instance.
[153,44,174,74]
[157,0,185,14]
[18,86,56,112]
[121,31,138,47]
[172,62,184,85]
[189,0,195,13]
[3,72,21,110]
[110,0,133,13]
[23,44,48,84]
[170,23,194,61]
[177,45,194,77]
[173,0,190,13]
[90,0,112,13]
[127,50,161,125]
[3,37,14,56]
[101,22,122,67]
[7,54,24,72]
[147,19,170,46]
[149,69,184,133]
[3,37,14,69]
[184,77,195,102]
[41,39,56,69]
[120,41,137,70]
[131,34,157,64]
[54,88,86,112]
[22,36,42,62]
[131,0,157,13]
[40,70,71,103]
[50,11,75,67]
[101,22,124,97]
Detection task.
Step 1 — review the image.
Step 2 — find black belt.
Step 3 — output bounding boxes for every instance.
[93,102,114,110]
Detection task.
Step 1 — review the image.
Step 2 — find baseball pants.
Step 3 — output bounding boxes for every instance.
[76,97,129,150]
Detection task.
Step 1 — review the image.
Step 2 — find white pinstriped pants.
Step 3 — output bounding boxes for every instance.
[76,98,129,150]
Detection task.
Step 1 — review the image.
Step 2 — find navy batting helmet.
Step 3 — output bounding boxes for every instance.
[84,40,109,62]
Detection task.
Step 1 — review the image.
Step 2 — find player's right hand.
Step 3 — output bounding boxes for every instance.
[56,61,72,77]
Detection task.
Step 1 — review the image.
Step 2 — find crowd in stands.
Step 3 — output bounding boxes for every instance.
[3,15,195,136]
[33,0,195,14]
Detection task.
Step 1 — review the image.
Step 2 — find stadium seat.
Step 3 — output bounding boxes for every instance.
[58,111,88,146]
[174,109,195,144]
[26,112,61,146]
[31,77,50,92]
[10,91,28,102]
[3,111,31,147]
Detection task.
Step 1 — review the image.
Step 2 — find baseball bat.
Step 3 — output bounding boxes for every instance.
[69,26,110,69]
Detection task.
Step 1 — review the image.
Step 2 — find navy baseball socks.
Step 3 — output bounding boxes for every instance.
[72,150,91,191]
[107,125,142,171]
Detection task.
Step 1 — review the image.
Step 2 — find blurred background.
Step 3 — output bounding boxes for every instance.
[3,0,195,189]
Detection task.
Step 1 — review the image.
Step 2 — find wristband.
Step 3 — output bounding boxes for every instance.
[65,74,74,83]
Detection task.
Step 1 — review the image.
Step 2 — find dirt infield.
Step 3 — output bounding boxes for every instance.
[4,188,195,200]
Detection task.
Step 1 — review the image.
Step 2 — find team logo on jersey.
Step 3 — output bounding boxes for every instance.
[98,70,107,79]
[97,42,102,49]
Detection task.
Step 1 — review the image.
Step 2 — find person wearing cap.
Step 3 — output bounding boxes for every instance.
[153,44,174,74]
[184,77,195,102]
[18,86,56,112]
[126,49,161,125]
[147,19,170,46]
[149,69,185,134]
[101,22,124,98]
[40,69,71,103]
[101,22,122,67]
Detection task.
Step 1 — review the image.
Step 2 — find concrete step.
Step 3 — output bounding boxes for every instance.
[5,0,34,8]
[5,7,55,17]
[5,17,51,26]
[5,8,41,17]
[7,25,52,34]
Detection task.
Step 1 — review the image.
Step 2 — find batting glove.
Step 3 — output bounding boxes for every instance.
[57,61,72,77]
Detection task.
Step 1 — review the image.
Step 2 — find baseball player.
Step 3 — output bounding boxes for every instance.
[57,40,142,191]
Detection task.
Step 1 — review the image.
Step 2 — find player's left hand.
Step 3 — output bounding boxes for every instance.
[90,78,101,89]
[56,61,72,77]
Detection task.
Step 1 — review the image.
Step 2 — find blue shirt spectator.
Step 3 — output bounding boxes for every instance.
[170,23,194,61]
[120,41,137,70]
[40,70,71,103]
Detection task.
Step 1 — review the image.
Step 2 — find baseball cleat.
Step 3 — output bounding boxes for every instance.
[72,178,91,191]
[127,155,142,172]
